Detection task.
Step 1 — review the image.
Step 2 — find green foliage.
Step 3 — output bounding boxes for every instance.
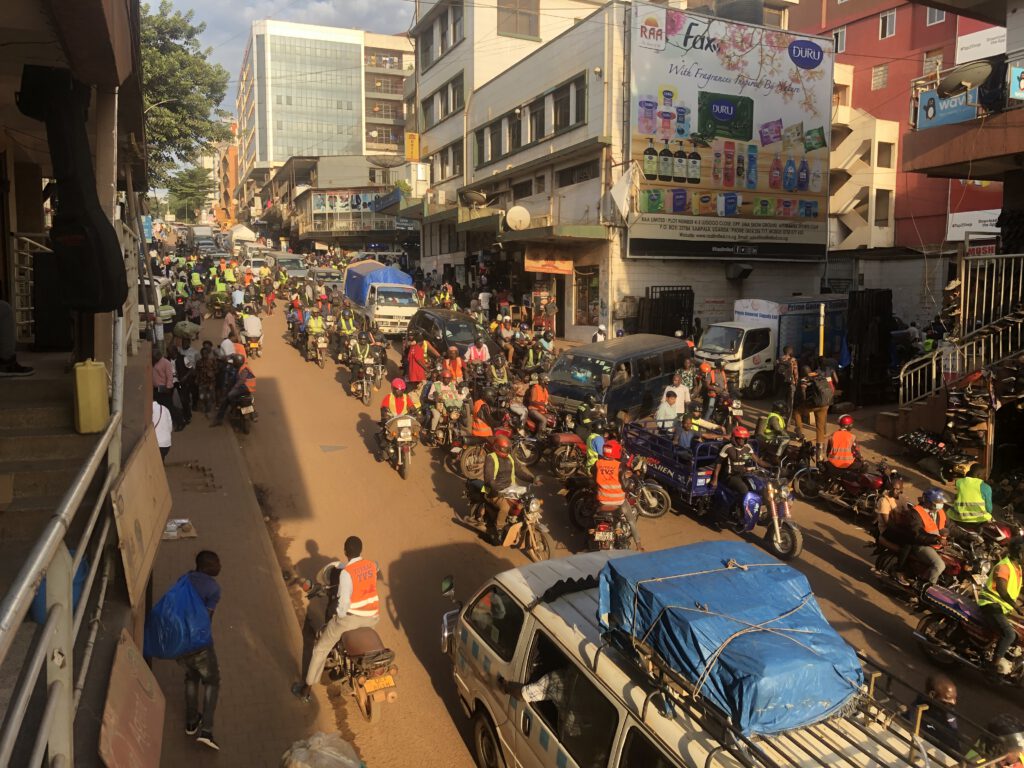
[395,180,412,196]
[141,1,231,183]
[166,166,215,222]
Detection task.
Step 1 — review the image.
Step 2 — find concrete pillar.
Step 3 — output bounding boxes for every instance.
[91,87,118,373]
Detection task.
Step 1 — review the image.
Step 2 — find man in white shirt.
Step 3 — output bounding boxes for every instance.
[661,373,691,414]
[152,400,172,461]
[242,312,263,342]
[654,391,680,430]
[478,289,492,320]
[230,287,245,308]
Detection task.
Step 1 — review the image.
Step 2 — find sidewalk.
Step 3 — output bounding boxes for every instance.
[152,416,336,767]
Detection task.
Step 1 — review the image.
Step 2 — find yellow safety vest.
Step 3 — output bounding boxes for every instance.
[951,477,991,523]
[307,316,325,334]
[224,267,236,283]
[483,453,515,495]
[338,316,355,334]
[978,557,1022,614]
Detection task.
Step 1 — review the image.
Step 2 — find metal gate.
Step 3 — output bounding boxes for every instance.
[636,285,695,337]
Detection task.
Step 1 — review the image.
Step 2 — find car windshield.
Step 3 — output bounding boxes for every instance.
[549,354,614,386]
[278,258,304,271]
[444,316,488,345]
[376,287,418,306]
[315,271,343,282]
[700,325,743,354]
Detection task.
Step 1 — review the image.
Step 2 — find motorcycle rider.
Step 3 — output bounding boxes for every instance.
[304,310,326,361]
[429,370,464,438]
[442,345,465,383]
[483,434,535,544]
[376,378,417,460]
[702,362,729,421]
[978,537,1024,674]
[239,304,263,351]
[888,488,950,586]
[594,439,643,549]
[210,355,255,427]
[756,400,789,445]
[471,387,501,438]
[487,354,510,387]
[464,335,491,365]
[710,426,768,525]
[824,415,864,478]
[349,332,374,394]
[525,373,551,436]
[585,418,607,471]
[291,536,381,704]
[336,308,356,362]
[951,465,994,528]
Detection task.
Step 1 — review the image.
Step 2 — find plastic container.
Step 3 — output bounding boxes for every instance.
[74,359,110,434]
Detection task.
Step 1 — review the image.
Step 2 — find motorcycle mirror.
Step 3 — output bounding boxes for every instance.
[298,577,313,593]
[441,575,456,600]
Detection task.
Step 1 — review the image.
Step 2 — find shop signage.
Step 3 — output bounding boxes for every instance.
[946,208,1000,241]
[1011,65,1024,101]
[525,253,573,275]
[405,132,420,161]
[628,2,833,259]
[916,88,979,130]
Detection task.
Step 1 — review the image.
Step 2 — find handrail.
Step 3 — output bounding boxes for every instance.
[898,350,941,408]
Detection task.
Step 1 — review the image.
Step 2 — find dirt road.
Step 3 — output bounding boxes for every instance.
[239,312,1014,768]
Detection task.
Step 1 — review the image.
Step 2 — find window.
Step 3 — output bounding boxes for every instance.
[488,121,503,160]
[637,353,664,381]
[474,129,485,167]
[923,48,943,76]
[512,179,533,200]
[421,95,436,128]
[418,26,434,69]
[553,83,572,132]
[879,9,895,39]
[498,0,540,38]
[439,8,451,52]
[528,98,545,142]
[871,63,889,90]
[662,347,684,374]
[573,76,587,125]
[276,95,283,105]
[555,159,599,188]
[452,1,464,44]
[509,111,523,150]
[575,271,600,326]
[521,632,619,765]
[535,174,546,193]
[763,7,785,28]
[620,728,677,768]
[926,7,945,25]
[833,26,846,54]
[451,74,464,112]
[439,87,450,117]
[877,141,894,168]
[452,139,464,177]
[741,328,771,358]
[440,148,451,180]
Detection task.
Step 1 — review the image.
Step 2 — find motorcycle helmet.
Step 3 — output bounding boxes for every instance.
[482,387,496,405]
[732,426,750,441]
[358,331,369,343]
[503,315,512,323]
[390,377,406,392]
[602,440,622,460]
[590,418,607,434]
[773,400,787,413]
[440,369,453,382]
[474,335,484,345]
[520,323,530,332]
[921,487,950,508]
[493,435,512,456]
[839,415,854,428]
[543,331,553,341]
[538,374,549,385]
[699,362,712,374]
[342,309,353,319]
[616,329,625,338]
[228,354,244,368]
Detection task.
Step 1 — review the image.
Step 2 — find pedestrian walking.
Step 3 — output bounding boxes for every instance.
[152,400,172,462]
[152,347,182,431]
[178,551,222,751]
[776,346,799,428]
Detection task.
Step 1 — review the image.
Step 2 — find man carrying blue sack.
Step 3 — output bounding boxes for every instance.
[177,551,222,751]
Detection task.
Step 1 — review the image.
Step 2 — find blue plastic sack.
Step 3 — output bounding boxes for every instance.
[31,553,88,624]
[143,574,212,659]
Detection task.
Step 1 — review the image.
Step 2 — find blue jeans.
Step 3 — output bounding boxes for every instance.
[703,395,717,421]
[177,645,219,730]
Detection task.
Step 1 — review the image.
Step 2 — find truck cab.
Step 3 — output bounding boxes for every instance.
[697,321,775,399]
[363,283,419,335]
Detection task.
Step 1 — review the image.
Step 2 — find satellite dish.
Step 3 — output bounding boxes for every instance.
[366,154,406,169]
[461,189,489,207]
[936,60,992,98]
[505,205,531,231]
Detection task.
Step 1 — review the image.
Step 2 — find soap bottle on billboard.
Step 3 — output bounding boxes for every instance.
[712,148,723,185]
[783,155,798,192]
[809,159,823,193]
[687,141,702,184]
[723,142,735,188]
[769,153,783,190]
[796,154,810,192]
[673,140,688,182]
[746,145,758,190]
[643,138,659,180]
[658,140,674,181]
[735,152,745,185]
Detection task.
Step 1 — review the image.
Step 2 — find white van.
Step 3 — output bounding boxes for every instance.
[441,551,974,768]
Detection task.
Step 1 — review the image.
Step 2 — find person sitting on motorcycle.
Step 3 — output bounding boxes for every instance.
[703,361,729,421]
[978,537,1024,674]
[210,354,255,426]
[304,310,326,360]
[442,345,464,383]
[521,337,547,374]
[336,308,356,360]
[376,378,417,458]
[465,336,491,366]
[756,400,789,447]
[585,419,607,471]
[487,354,510,387]
[887,488,950,586]
[538,330,554,355]
[950,465,994,528]
[874,477,904,535]
[495,316,516,363]
[824,415,864,478]
[429,370,463,437]
[240,304,263,348]
[525,374,551,436]
[349,332,374,388]
[710,426,768,525]
[483,434,535,545]
[471,387,502,438]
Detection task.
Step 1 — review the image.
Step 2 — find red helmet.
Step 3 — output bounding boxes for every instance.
[390,377,406,392]
[839,415,854,428]
[602,440,622,460]
[732,426,750,440]
[493,435,512,456]
[699,362,712,374]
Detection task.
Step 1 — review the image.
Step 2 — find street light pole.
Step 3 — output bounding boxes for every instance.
[144,98,180,114]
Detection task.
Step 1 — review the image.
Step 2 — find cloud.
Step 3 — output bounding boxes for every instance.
[169,0,414,106]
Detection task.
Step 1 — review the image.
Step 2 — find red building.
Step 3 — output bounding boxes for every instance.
[789,0,1003,250]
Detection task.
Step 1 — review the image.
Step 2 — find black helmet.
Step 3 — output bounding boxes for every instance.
[591,418,607,433]
[482,387,497,405]
[539,374,549,385]
[228,354,244,368]
[773,400,786,412]
[474,335,484,344]
[342,309,352,319]
[543,331,553,341]
[358,331,369,343]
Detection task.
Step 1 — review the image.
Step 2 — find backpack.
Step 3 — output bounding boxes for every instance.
[810,376,834,407]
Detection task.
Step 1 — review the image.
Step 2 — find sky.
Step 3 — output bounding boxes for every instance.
[169,0,415,107]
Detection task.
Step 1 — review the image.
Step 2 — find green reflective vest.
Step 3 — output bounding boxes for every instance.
[760,412,786,440]
[214,279,226,293]
[951,477,991,523]
[586,433,602,469]
[190,272,201,286]
[224,267,236,283]
[483,453,515,495]
[978,556,1022,614]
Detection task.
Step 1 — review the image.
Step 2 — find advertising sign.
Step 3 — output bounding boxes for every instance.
[955,26,1005,64]
[628,3,833,259]
[1011,65,1024,100]
[916,88,979,129]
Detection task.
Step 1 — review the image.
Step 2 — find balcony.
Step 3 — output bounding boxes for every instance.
[903,55,1024,180]
[297,212,398,238]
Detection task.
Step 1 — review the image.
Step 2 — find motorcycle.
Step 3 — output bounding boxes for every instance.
[872,530,989,600]
[350,357,378,406]
[793,460,902,519]
[462,480,553,561]
[308,333,328,369]
[230,391,256,435]
[915,584,1024,685]
[587,503,641,552]
[380,413,419,479]
[244,335,262,359]
[300,566,398,721]
[336,334,353,366]
[712,462,803,560]
[623,455,673,518]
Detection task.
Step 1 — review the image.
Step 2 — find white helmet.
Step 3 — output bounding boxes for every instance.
[598,324,607,332]
[503,314,511,322]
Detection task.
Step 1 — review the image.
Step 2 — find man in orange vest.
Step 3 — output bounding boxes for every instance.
[890,488,950,585]
[472,388,500,437]
[595,440,627,509]
[525,373,550,435]
[210,354,255,426]
[442,345,464,383]
[825,415,863,477]
[292,536,381,703]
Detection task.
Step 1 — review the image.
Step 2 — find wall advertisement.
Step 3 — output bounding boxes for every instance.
[628,3,833,259]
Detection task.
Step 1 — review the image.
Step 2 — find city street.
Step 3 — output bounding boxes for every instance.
[238,312,1013,768]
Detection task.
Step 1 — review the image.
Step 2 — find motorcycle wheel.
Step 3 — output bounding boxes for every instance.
[460,445,486,480]
[635,483,671,518]
[513,440,542,467]
[915,613,960,667]
[354,682,382,723]
[569,492,596,531]
[525,528,553,562]
[361,385,371,407]
[399,452,410,480]
[550,445,581,480]
[318,353,325,370]
[240,415,251,435]
[793,470,822,500]
[766,522,803,560]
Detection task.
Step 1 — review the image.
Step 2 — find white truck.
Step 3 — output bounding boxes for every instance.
[696,295,847,399]
[342,260,419,336]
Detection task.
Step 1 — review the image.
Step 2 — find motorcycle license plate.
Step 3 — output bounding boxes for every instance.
[732,408,743,417]
[240,406,255,415]
[318,340,328,348]
[363,674,395,693]
[592,530,615,541]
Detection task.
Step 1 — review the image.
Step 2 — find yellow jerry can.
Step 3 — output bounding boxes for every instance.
[74,359,110,434]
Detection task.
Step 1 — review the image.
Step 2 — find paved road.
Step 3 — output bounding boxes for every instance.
[239,312,1016,768]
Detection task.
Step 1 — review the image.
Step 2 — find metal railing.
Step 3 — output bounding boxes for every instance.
[10,234,49,344]
[898,349,942,407]
[0,314,125,766]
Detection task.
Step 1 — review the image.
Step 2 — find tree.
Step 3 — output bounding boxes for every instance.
[166,166,215,223]
[141,1,231,184]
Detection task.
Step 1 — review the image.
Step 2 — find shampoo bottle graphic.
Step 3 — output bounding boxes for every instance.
[687,141,702,184]
[769,153,783,190]
[712,150,723,184]
[809,159,823,193]
[746,145,758,190]
[736,152,745,184]
[643,139,658,180]
[723,142,735,188]
[673,141,688,183]
[659,140,674,181]
[783,155,798,192]
[796,155,810,192]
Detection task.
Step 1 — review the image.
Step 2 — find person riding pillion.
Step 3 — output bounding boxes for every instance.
[756,400,789,444]
[585,419,607,471]
[471,387,502,438]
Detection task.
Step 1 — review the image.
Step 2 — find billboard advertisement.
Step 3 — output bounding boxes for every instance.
[628,3,833,259]
[916,88,979,130]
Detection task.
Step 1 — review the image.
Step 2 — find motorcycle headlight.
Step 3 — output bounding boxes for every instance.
[399,427,412,439]
[529,498,542,513]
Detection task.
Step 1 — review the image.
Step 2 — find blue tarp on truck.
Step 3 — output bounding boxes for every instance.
[598,541,862,736]
[343,260,413,306]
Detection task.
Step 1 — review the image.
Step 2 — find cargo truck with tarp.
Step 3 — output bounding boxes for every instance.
[341,260,418,336]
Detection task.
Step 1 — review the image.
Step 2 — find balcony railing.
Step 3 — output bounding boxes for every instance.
[298,215,398,235]
[909,54,1022,131]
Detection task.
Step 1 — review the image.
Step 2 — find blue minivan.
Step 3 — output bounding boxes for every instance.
[547,334,688,420]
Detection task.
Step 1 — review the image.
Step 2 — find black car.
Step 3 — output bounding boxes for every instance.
[407,308,500,358]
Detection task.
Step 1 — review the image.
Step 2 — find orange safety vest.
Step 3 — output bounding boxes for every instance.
[472,399,493,437]
[383,394,413,416]
[528,384,549,411]
[343,559,379,617]
[595,458,626,508]
[233,342,247,360]
[827,430,856,469]
[238,365,257,393]
[708,370,727,389]
[912,504,947,549]
[443,356,464,381]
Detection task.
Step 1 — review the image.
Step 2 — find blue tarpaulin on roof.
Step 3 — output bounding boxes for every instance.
[598,541,862,736]
[344,261,413,306]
